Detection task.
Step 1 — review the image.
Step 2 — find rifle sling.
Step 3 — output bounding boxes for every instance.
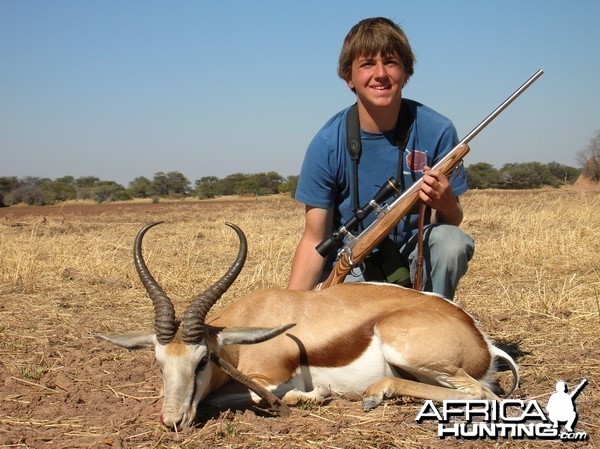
[413,203,431,291]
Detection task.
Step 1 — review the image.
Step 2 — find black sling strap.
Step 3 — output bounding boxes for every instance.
[346,101,414,212]
[346,104,361,213]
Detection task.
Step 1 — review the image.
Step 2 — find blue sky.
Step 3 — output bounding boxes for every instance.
[1,1,599,186]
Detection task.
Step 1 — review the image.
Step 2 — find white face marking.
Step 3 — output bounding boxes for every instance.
[154,342,210,428]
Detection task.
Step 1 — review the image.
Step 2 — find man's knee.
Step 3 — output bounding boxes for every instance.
[426,225,474,262]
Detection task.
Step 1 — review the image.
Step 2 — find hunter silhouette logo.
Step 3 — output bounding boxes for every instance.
[415,378,589,441]
[546,379,587,433]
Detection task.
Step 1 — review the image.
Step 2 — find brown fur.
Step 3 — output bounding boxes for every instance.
[208,283,494,386]
[164,341,189,357]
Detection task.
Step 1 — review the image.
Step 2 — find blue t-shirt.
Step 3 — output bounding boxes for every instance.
[295,99,467,249]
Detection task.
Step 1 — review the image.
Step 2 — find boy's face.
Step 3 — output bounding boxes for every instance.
[346,52,407,109]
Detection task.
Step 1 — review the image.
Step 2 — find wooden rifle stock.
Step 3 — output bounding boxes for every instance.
[318,144,469,289]
[317,68,544,290]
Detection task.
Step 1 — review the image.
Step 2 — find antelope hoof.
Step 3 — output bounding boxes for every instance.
[362,395,382,410]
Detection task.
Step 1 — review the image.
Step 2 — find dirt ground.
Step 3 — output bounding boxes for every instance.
[0,195,597,448]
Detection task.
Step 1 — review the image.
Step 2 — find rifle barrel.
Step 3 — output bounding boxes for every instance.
[569,378,588,399]
[460,69,544,146]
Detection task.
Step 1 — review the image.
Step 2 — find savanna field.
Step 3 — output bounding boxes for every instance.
[0,189,598,448]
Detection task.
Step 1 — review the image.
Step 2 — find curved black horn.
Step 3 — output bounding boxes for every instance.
[134,222,178,345]
[181,223,247,344]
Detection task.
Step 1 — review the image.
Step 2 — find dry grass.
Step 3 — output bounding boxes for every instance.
[0,190,598,448]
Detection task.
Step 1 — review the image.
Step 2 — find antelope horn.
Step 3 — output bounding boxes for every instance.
[134,222,178,345]
[181,222,247,344]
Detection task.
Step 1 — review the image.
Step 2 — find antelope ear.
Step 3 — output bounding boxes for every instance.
[95,331,157,349]
[213,323,296,346]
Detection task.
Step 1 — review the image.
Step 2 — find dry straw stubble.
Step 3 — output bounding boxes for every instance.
[0,190,598,448]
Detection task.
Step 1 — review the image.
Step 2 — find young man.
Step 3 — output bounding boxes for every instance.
[287,17,473,299]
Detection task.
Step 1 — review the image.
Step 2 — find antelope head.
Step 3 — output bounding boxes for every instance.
[97,222,292,429]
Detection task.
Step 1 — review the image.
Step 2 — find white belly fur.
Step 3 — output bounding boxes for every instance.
[278,333,394,398]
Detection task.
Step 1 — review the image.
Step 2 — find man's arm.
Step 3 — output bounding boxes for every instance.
[287,206,333,290]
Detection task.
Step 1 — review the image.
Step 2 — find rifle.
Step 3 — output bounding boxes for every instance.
[317,69,544,289]
[569,378,588,400]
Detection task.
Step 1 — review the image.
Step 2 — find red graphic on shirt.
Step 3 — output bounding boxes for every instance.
[405,150,428,172]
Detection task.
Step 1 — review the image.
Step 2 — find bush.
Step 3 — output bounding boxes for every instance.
[6,185,48,206]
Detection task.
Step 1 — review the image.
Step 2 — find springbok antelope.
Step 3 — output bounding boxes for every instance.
[97,222,518,429]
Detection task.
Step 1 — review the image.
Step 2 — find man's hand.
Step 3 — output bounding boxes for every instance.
[419,166,463,226]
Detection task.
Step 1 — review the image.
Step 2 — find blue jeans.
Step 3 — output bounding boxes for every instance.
[345,224,474,300]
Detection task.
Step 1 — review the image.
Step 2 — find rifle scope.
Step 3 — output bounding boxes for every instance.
[316,177,400,257]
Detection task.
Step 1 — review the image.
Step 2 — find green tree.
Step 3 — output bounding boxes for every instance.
[465,163,500,189]
[41,180,77,203]
[0,176,21,206]
[546,162,580,185]
[128,176,153,198]
[219,173,248,196]
[6,185,47,205]
[278,175,299,196]
[150,172,169,196]
[92,181,130,203]
[498,162,550,189]
[150,171,190,198]
[75,176,101,188]
[164,171,191,197]
[56,176,76,186]
[254,172,284,195]
[194,176,220,199]
[216,172,285,196]
[21,176,51,187]
[237,176,261,195]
